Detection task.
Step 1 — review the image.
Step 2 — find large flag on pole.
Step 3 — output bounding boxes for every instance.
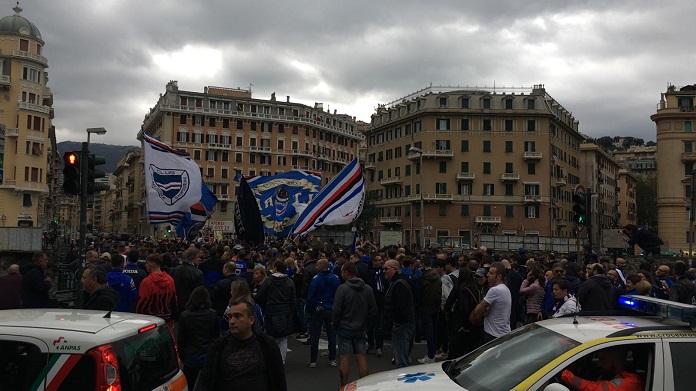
[175,183,219,239]
[292,158,365,236]
[234,176,265,245]
[143,133,203,225]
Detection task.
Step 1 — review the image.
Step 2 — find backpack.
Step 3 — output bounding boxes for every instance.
[466,287,484,327]
[675,281,696,305]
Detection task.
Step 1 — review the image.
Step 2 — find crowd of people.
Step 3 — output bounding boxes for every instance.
[2,236,696,390]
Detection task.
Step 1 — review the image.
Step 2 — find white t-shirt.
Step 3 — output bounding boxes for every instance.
[483,283,512,337]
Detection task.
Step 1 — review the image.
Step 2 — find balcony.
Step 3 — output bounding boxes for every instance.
[6,128,18,137]
[292,149,314,158]
[406,193,454,203]
[475,216,501,225]
[317,153,331,161]
[292,165,310,171]
[218,195,231,201]
[18,101,51,114]
[364,161,376,170]
[500,173,520,182]
[681,152,696,162]
[524,195,542,203]
[0,75,9,86]
[556,178,567,187]
[258,146,272,153]
[523,152,543,160]
[13,50,48,66]
[380,176,403,186]
[380,216,402,224]
[43,87,52,105]
[207,143,232,150]
[456,172,475,181]
[407,150,454,160]
[556,220,568,227]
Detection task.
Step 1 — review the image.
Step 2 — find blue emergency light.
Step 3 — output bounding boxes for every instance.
[618,295,696,325]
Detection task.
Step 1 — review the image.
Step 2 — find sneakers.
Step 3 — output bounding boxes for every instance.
[296,333,309,339]
[435,352,448,361]
[329,360,338,367]
[376,348,382,357]
[320,350,329,358]
[418,355,436,364]
[302,339,311,345]
[308,362,316,368]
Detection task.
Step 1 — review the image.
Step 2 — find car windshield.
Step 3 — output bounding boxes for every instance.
[445,324,580,390]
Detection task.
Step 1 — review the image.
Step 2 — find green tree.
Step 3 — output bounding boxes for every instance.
[596,136,615,151]
[636,173,658,229]
[352,190,380,233]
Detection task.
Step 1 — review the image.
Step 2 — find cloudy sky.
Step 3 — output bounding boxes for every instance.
[16,0,696,146]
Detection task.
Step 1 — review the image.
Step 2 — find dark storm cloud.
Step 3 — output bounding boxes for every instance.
[13,0,694,145]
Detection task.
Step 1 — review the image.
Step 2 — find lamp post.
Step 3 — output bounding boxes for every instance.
[79,128,107,254]
[409,147,425,250]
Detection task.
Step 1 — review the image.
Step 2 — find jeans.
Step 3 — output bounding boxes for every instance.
[296,298,307,333]
[392,323,415,368]
[309,311,336,362]
[367,305,384,349]
[420,307,439,358]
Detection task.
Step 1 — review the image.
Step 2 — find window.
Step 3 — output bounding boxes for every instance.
[436,140,450,150]
[439,204,447,216]
[19,38,28,51]
[221,152,229,162]
[672,342,696,390]
[483,162,491,174]
[505,141,513,152]
[505,183,514,195]
[506,205,513,217]
[221,168,229,179]
[458,183,472,195]
[22,66,40,83]
[505,163,513,173]
[461,140,469,152]
[527,99,535,109]
[686,162,694,176]
[505,119,513,131]
[461,205,469,216]
[235,153,243,163]
[461,118,469,131]
[406,164,411,176]
[483,119,492,131]
[237,120,244,130]
[436,183,447,194]
[205,150,216,161]
[439,162,447,173]
[483,98,491,109]
[180,114,187,125]
[209,117,216,127]
[505,98,513,109]
[223,118,229,128]
[206,167,214,178]
[686,121,693,133]
[177,131,188,142]
[193,133,203,143]
[686,141,693,153]
[524,141,536,152]
[527,120,536,131]
[483,205,491,216]
[484,183,494,195]
[483,141,491,152]
[194,115,202,126]
[439,97,447,107]
[414,121,422,132]
[405,185,411,196]
[528,163,536,175]
[526,205,539,218]
[250,122,257,131]
[524,183,540,195]
[436,119,450,130]
[461,162,469,172]
[23,193,32,207]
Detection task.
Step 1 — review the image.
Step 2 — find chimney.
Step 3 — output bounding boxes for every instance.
[287,96,290,102]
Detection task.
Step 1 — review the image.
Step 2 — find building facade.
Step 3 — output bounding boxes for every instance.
[0,5,55,229]
[617,169,638,228]
[104,148,146,235]
[365,85,585,248]
[653,84,696,251]
[138,81,363,235]
[612,145,657,177]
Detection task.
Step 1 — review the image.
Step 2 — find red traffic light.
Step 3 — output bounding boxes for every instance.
[65,152,79,165]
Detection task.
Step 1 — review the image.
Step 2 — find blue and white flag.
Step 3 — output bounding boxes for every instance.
[175,183,218,239]
[292,159,365,236]
[143,133,202,225]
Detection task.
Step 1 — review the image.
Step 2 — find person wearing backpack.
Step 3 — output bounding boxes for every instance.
[444,267,483,358]
[254,260,296,364]
[416,258,442,364]
[669,261,696,305]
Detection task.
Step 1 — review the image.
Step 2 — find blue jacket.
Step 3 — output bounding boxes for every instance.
[307,270,340,312]
[106,269,138,312]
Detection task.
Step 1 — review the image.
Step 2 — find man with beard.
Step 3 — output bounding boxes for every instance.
[576,264,614,312]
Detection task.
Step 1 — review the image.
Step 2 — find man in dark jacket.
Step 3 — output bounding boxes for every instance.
[81,265,120,311]
[333,262,377,386]
[416,258,441,364]
[576,264,614,312]
[621,224,663,259]
[194,300,287,391]
[171,247,205,316]
[255,260,296,364]
[383,259,415,368]
[669,261,696,305]
[211,261,240,317]
[123,250,146,290]
[21,252,53,308]
[0,264,22,309]
[106,254,138,312]
[306,258,340,367]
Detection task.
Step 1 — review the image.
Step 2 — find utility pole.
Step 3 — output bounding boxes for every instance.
[690,171,695,266]
[79,142,88,255]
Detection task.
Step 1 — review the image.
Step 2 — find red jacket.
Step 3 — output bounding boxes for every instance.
[561,369,643,391]
[136,272,178,322]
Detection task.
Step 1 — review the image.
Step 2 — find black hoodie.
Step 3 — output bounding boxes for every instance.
[83,285,120,311]
[255,273,296,338]
[576,274,614,312]
[20,263,52,308]
[332,277,377,331]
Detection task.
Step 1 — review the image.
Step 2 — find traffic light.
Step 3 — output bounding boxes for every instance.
[87,154,110,194]
[62,151,81,195]
[572,193,589,226]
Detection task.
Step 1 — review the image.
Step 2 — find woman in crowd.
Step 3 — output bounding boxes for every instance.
[251,264,268,297]
[178,286,219,386]
[519,267,545,324]
[227,279,264,334]
[444,267,483,358]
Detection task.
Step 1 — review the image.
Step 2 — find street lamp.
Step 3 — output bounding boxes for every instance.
[79,128,107,254]
[409,146,425,250]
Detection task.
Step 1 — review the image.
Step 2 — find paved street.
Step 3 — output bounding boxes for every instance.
[285,334,429,390]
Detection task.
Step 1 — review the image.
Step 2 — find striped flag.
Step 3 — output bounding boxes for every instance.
[142,133,203,225]
[292,158,365,236]
[175,183,219,239]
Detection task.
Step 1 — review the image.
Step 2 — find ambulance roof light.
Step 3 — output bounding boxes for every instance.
[618,295,696,325]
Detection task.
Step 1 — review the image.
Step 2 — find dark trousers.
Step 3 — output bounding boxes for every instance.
[367,304,384,349]
[420,307,439,358]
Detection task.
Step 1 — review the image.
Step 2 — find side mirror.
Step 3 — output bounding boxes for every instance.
[544,383,570,391]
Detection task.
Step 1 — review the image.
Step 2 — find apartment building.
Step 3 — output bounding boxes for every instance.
[653,84,696,251]
[365,84,584,248]
[612,145,657,177]
[617,169,638,228]
[103,148,146,235]
[138,81,363,233]
[0,5,56,229]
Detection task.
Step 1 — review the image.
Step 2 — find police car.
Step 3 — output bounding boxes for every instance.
[343,296,696,391]
[0,309,187,391]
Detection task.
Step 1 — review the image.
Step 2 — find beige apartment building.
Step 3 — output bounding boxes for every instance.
[617,169,638,227]
[136,81,362,236]
[102,148,146,235]
[653,84,696,252]
[0,5,57,229]
[365,85,585,248]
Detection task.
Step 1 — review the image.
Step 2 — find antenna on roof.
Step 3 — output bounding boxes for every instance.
[103,311,112,319]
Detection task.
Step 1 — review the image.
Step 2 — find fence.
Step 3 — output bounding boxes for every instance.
[479,234,587,254]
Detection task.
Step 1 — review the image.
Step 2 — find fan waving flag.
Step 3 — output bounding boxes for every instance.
[234,176,265,245]
[142,133,202,225]
[175,183,218,239]
[292,158,365,236]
